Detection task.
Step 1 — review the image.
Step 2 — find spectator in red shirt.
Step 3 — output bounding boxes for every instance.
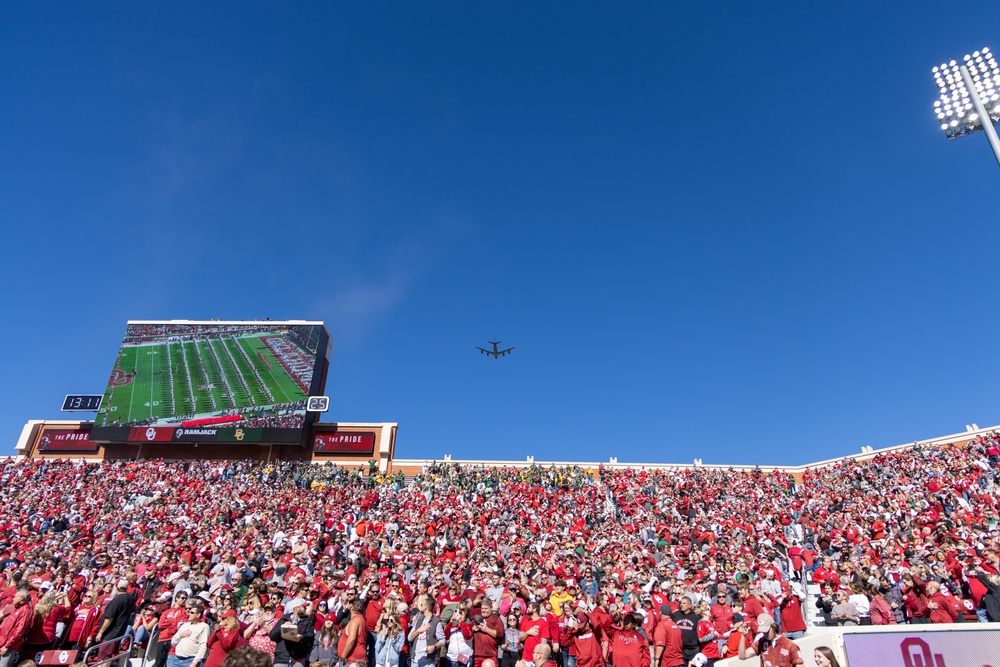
[901,574,930,624]
[719,614,745,660]
[567,613,602,667]
[588,594,612,645]
[66,589,101,650]
[812,558,838,589]
[925,581,958,624]
[609,613,649,667]
[472,601,504,667]
[737,614,803,667]
[23,589,70,653]
[693,603,720,666]
[157,590,192,667]
[652,607,683,667]
[777,584,806,639]
[736,587,765,635]
[708,591,732,637]
[0,590,34,667]
[518,601,550,663]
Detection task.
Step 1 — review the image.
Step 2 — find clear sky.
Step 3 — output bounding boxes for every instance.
[2,3,999,466]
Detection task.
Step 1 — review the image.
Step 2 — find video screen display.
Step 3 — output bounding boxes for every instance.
[90,321,329,444]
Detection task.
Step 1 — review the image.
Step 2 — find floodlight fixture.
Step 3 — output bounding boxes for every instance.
[931,47,1000,168]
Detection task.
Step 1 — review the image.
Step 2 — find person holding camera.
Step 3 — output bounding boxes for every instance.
[471,602,503,667]
[445,608,474,667]
[736,614,802,667]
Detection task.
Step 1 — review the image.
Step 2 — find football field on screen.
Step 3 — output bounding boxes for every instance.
[96,335,309,425]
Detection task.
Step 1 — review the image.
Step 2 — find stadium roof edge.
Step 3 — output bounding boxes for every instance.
[391,423,1000,473]
[314,421,397,427]
[13,420,995,471]
[125,320,325,325]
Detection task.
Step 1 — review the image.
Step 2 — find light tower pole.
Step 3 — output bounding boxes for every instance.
[932,47,1000,169]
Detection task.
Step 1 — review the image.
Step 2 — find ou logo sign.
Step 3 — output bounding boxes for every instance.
[146,427,156,441]
[59,651,70,664]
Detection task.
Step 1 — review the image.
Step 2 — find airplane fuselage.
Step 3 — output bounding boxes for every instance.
[478,341,514,358]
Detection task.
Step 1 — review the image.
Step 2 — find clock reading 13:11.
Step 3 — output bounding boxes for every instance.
[61,394,104,412]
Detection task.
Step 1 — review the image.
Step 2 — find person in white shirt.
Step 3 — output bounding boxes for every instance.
[847,584,871,624]
[168,601,210,667]
[758,571,782,600]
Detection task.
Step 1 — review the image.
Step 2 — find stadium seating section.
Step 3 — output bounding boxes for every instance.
[1,432,1000,667]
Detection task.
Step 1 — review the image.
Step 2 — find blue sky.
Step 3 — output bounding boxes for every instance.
[2,3,999,466]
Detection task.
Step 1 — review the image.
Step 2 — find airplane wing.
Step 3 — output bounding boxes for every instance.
[499,347,514,356]
[476,347,490,354]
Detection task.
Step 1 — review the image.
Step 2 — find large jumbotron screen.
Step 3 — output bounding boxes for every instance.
[90,321,330,444]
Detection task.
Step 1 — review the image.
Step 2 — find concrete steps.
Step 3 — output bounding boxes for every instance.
[805,581,825,628]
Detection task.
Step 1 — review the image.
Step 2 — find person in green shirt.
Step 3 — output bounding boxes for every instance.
[230,571,249,606]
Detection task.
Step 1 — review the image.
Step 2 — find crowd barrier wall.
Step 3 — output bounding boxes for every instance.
[715,622,1000,667]
[390,422,1000,476]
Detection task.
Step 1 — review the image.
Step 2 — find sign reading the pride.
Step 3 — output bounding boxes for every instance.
[843,632,999,667]
[313,431,375,454]
[37,428,100,453]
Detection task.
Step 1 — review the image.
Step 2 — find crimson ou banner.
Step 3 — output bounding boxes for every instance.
[844,631,1000,667]
[34,649,79,665]
[128,426,176,442]
[313,432,375,454]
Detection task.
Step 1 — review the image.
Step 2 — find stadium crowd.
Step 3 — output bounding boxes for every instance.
[124,325,293,345]
[1,434,1000,667]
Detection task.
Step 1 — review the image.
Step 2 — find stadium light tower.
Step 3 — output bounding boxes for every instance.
[932,47,1000,169]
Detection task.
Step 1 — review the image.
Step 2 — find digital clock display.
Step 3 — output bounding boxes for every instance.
[62,394,104,412]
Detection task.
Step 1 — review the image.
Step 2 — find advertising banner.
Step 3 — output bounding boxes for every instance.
[843,630,1000,667]
[37,428,99,453]
[124,425,284,444]
[314,432,376,454]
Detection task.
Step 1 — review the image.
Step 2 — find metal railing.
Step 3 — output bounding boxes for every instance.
[137,627,161,667]
[81,634,133,667]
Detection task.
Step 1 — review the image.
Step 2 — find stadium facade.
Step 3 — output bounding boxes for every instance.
[15,416,995,480]
[15,418,399,469]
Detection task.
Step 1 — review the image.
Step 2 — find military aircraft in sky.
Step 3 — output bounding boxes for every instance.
[477,341,514,359]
